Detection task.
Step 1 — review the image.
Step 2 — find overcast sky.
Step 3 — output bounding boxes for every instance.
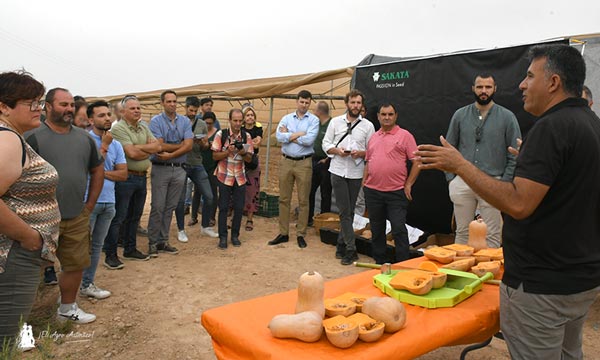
[2,0,599,97]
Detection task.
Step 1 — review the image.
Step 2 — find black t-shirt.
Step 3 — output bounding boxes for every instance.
[503,97,600,294]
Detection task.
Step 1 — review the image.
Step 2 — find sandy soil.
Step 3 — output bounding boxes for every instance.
[24,211,599,360]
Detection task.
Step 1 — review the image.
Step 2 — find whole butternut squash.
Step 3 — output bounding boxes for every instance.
[295,271,325,318]
[268,311,323,342]
[361,297,406,333]
[467,218,488,251]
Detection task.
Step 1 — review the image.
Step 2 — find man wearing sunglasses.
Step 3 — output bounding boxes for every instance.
[445,74,521,248]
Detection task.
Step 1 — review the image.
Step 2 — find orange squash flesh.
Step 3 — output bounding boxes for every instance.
[389,270,433,295]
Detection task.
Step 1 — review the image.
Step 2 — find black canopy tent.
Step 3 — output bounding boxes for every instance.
[352,39,568,235]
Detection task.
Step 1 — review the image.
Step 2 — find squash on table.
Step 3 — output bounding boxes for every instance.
[361,297,406,333]
[467,218,488,251]
[442,243,474,256]
[423,246,456,263]
[414,269,447,289]
[324,298,357,317]
[471,260,502,277]
[349,312,385,342]
[441,257,476,272]
[334,292,369,312]
[322,315,359,348]
[295,271,325,319]
[268,311,323,342]
[474,248,504,261]
[389,270,434,295]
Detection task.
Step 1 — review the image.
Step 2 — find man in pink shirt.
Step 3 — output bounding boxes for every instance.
[363,102,421,264]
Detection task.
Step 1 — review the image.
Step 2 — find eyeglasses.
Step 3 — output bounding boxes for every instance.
[346,121,352,135]
[20,99,45,111]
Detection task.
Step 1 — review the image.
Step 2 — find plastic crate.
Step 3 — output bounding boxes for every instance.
[257,192,279,218]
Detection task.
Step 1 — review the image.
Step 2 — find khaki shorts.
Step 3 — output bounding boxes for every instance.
[57,207,91,272]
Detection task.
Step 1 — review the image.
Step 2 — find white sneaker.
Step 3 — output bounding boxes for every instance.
[80,283,111,300]
[177,230,189,243]
[201,227,219,238]
[57,303,96,324]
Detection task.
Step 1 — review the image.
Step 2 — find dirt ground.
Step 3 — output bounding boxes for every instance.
[21,209,600,360]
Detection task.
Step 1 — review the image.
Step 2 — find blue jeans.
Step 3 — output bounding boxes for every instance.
[104,174,147,256]
[217,181,246,239]
[82,202,115,287]
[203,171,219,223]
[175,165,214,229]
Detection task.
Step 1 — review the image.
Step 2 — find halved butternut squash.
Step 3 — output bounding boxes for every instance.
[389,270,433,295]
[442,243,475,256]
[423,246,456,263]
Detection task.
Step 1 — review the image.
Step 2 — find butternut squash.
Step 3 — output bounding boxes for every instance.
[389,270,433,295]
[268,311,323,342]
[322,315,359,348]
[414,269,447,289]
[471,260,502,277]
[333,292,369,312]
[361,297,406,333]
[467,218,488,251]
[295,271,325,319]
[423,246,456,263]
[441,257,476,272]
[349,313,385,342]
[324,299,357,317]
[473,248,504,261]
[442,243,474,256]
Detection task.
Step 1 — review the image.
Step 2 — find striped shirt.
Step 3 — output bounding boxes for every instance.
[0,124,60,273]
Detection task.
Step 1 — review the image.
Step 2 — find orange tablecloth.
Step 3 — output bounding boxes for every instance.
[201,257,500,360]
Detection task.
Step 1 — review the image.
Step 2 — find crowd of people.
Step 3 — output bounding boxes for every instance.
[0,43,599,359]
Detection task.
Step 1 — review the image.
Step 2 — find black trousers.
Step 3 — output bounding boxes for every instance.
[364,186,410,264]
[308,157,332,222]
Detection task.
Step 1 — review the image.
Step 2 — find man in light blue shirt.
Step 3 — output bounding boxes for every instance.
[148,90,193,256]
[269,90,319,248]
[81,100,127,299]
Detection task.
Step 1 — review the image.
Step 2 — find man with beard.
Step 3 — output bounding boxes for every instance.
[80,100,127,299]
[26,88,104,324]
[445,74,521,248]
[322,89,374,265]
[416,43,600,360]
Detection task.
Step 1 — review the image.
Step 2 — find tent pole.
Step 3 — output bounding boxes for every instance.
[263,97,274,190]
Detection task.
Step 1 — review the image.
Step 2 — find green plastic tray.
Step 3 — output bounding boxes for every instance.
[373,269,493,308]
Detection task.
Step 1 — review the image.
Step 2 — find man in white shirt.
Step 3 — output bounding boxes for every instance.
[322,89,374,265]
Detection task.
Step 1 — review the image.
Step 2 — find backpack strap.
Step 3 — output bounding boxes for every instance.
[0,127,26,167]
[335,119,362,147]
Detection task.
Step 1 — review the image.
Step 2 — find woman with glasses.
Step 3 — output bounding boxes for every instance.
[200,112,220,228]
[0,71,60,349]
[242,106,262,231]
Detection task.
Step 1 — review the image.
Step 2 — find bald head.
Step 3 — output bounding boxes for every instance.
[315,101,330,120]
